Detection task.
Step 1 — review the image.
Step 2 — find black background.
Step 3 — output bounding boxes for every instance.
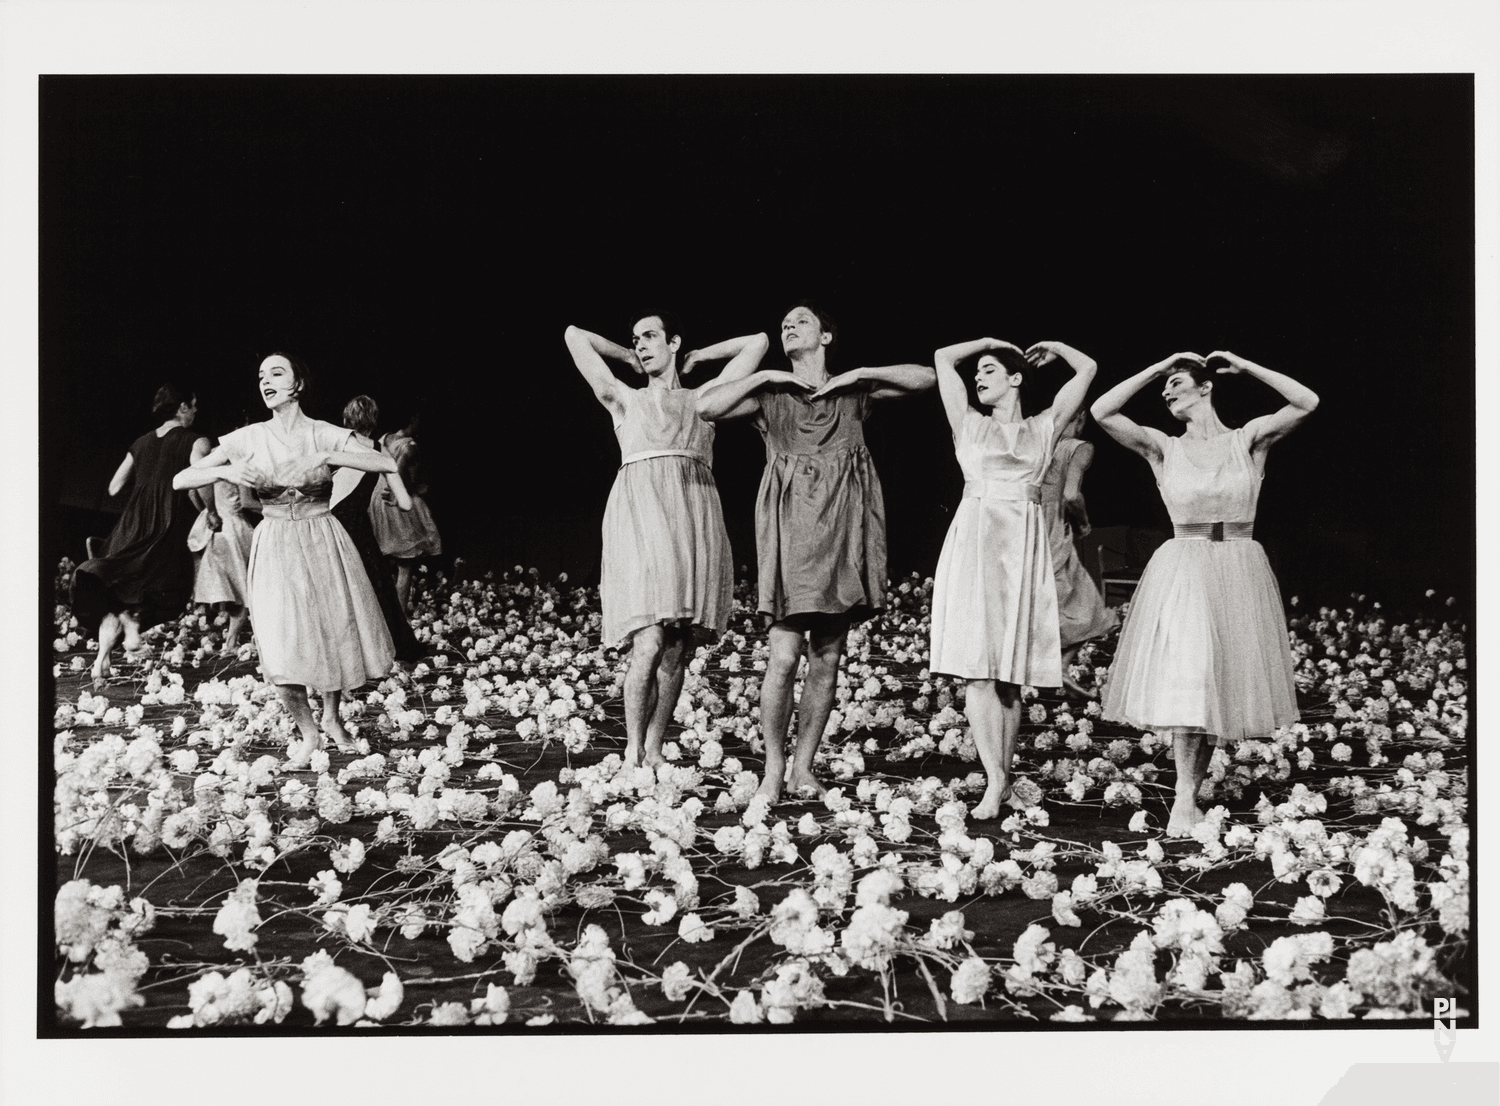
[41,75,1475,607]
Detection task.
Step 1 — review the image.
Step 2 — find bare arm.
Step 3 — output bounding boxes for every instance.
[933,338,1021,437]
[1061,441,1095,534]
[107,454,134,497]
[1210,350,1319,453]
[682,333,770,380]
[1090,353,1199,464]
[1025,341,1098,433]
[563,325,634,415]
[187,437,213,514]
[696,369,813,422]
[811,363,936,402]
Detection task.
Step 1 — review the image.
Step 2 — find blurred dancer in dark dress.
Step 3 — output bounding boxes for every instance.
[331,395,420,664]
[73,384,210,688]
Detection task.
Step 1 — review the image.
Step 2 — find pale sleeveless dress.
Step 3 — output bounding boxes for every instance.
[753,388,886,624]
[192,480,255,607]
[1101,427,1298,743]
[218,419,394,692]
[369,432,442,559]
[1039,438,1119,648]
[930,408,1061,686]
[599,386,732,648]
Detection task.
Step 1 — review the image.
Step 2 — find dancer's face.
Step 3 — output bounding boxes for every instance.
[780,307,830,357]
[974,354,1022,406]
[258,357,300,411]
[1162,371,1209,421]
[631,316,681,376]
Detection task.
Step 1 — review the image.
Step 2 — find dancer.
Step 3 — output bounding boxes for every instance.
[331,395,421,664]
[73,384,210,688]
[564,313,750,767]
[1038,408,1119,697]
[1091,350,1315,836]
[928,338,1097,820]
[174,354,399,767]
[188,439,256,657]
[368,412,442,616]
[696,302,934,800]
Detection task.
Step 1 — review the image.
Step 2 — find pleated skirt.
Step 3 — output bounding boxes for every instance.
[1101,538,1298,743]
[248,513,395,692]
[600,455,733,648]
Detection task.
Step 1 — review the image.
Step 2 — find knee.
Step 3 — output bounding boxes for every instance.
[765,641,803,684]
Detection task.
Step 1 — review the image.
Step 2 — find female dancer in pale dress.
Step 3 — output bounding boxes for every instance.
[331,396,421,664]
[368,413,441,616]
[564,313,756,768]
[74,385,211,688]
[697,302,934,800]
[189,457,255,657]
[174,354,402,767]
[1038,409,1118,697]
[929,338,1097,820]
[1091,350,1316,835]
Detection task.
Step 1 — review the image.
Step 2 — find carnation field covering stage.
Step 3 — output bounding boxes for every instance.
[49,559,1472,1030]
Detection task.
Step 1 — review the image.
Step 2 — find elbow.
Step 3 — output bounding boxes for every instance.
[1089,399,1107,421]
[750,332,770,355]
[1302,391,1321,414]
[170,474,187,491]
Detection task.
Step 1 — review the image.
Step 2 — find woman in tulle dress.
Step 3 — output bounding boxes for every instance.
[564,313,756,768]
[1091,350,1317,836]
[1038,409,1119,696]
[174,354,402,767]
[331,395,420,664]
[368,414,442,617]
[697,302,934,801]
[73,384,211,687]
[929,338,1097,820]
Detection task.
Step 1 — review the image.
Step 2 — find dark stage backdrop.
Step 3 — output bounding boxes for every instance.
[40,75,1474,608]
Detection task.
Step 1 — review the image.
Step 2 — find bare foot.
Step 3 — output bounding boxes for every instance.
[121,617,143,654]
[642,749,667,770]
[622,740,642,768]
[286,733,323,770]
[1165,799,1206,839]
[785,769,826,800]
[755,775,784,803]
[89,658,111,692]
[971,778,1012,821]
[322,713,358,755]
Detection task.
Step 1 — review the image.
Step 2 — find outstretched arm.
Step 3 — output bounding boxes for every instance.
[682,333,770,381]
[933,338,1020,437]
[1026,341,1098,433]
[1090,353,1197,464]
[1210,351,1319,452]
[811,363,936,402]
[696,369,814,422]
[107,453,134,497]
[563,325,634,415]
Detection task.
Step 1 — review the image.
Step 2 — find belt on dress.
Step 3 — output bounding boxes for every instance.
[619,448,707,468]
[260,498,333,521]
[1173,521,1254,541]
[962,479,1042,504]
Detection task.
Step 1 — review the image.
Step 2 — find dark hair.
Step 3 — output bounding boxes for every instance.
[1166,361,1217,407]
[151,383,195,418]
[265,351,312,412]
[968,348,1037,415]
[343,395,379,437]
[628,309,684,349]
[784,299,838,350]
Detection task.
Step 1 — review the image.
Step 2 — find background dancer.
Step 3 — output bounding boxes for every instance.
[332,395,420,665]
[73,384,210,688]
[697,301,933,800]
[928,338,1097,820]
[174,354,400,767]
[188,425,256,658]
[564,313,753,768]
[369,411,442,616]
[1091,350,1316,835]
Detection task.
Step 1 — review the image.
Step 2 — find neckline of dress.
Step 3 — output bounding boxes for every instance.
[1173,427,1237,470]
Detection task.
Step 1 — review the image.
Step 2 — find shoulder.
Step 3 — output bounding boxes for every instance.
[312,419,353,450]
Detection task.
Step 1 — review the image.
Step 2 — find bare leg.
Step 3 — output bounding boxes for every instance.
[1167,730,1209,836]
[642,624,688,768]
[92,613,121,687]
[622,624,667,767]
[277,685,324,767]
[221,603,247,655]
[119,609,143,655]
[755,623,807,801]
[320,689,356,753]
[784,617,850,797]
[969,681,1023,819]
[395,561,413,617]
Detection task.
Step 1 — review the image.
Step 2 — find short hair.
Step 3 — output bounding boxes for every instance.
[343,395,379,437]
[784,299,837,350]
[628,310,684,348]
[1166,361,1217,407]
[264,351,312,411]
[151,383,195,418]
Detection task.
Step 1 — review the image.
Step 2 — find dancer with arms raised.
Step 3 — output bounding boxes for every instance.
[697,302,934,800]
[564,313,756,768]
[928,338,1097,820]
[1091,350,1316,836]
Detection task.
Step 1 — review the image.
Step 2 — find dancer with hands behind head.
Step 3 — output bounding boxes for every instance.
[1091,349,1316,836]
[929,337,1097,820]
[564,313,755,769]
[697,301,935,801]
[174,353,400,768]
